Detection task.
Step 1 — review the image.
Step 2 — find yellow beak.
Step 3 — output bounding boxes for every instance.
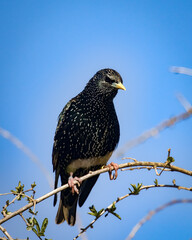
[112,82,126,91]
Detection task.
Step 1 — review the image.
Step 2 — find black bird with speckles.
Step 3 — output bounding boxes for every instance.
[52,69,126,226]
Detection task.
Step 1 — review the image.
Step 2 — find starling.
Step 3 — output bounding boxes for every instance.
[52,68,126,226]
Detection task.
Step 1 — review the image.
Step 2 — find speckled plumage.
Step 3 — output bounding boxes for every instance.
[52,69,125,226]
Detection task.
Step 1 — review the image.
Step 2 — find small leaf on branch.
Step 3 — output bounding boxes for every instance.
[111,212,121,220]
[88,205,97,216]
[88,205,104,218]
[16,181,24,193]
[26,225,33,231]
[32,227,38,235]
[11,190,17,195]
[31,182,36,189]
[17,193,25,201]
[41,218,48,235]
[172,179,176,185]
[167,156,175,163]
[29,208,38,215]
[2,208,12,216]
[11,181,24,196]
[27,196,34,203]
[154,179,158,186]
[26,217,34,226]
[26,217,50,238]
[107,203,121,220]
[33,217,41,233]
[129,183,142,195]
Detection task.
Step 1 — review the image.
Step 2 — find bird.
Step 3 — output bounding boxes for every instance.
[52,68,126,226]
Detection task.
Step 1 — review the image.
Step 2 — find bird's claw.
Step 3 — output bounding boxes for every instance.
[107,162,119,180]
[68,175,82,195]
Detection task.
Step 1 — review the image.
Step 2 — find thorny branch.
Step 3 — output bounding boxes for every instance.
[126,199,192,240]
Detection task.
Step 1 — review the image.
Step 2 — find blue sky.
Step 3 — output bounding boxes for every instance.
[0,1,192,239]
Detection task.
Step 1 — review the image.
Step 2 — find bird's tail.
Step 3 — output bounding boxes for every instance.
[55,197,78,226]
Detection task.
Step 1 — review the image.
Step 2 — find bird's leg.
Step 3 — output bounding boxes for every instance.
[107,162,119,180]
[68,172,82,195]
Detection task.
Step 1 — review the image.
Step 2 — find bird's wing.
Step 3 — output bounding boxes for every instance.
[52,99,75,171]
[52,98,77,207]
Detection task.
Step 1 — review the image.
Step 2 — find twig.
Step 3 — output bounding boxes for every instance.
[126,199,192,240]
[74,185,192,239]
[2,195,18,217]
[122,157,138,162]
[19,213,30,226]
[0,161,191,225]
[154,149,171,176]
[122,151,172,175]
[0,225,14,240]
[0,193,12,197]
[113,108,192,159]
[121,166,171,172]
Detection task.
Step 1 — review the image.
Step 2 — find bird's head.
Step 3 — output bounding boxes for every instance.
[85,69,126,100]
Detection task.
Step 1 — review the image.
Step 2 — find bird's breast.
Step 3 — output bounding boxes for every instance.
[66,151,113,173]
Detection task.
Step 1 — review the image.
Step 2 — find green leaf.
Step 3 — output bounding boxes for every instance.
[32,227,38,235]
[26,226,33,231]
[3,208,12,215]
[172,179,176,185]
[107,203,121,220]
[88,211,97,216]
[88,205,97,216]
[110,203,116,212]
[154,179,158,186]
[26,217,34,228]
[7,211,12,215]
[31,182,36,189]
[130,183,142,195]
[167,156,175,163]
[17,194,22,201]
[29,208,38,215]
[88,205,104,218]
[15,181,24,193]
[11,190,17,195]
[33,217,40,233]
[27,196,34,203]
[38,232,45,237]
[111,212,121,220]
[40,218,48,234]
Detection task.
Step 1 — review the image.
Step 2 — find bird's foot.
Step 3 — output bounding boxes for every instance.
[68,174,82,195]
[107,162,119,180]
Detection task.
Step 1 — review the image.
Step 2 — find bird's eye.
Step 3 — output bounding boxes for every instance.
[105,76,114,84]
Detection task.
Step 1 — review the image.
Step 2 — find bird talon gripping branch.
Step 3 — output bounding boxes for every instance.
[107,162,119,180]
[68,175,81,195]
[52,69,126,225]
